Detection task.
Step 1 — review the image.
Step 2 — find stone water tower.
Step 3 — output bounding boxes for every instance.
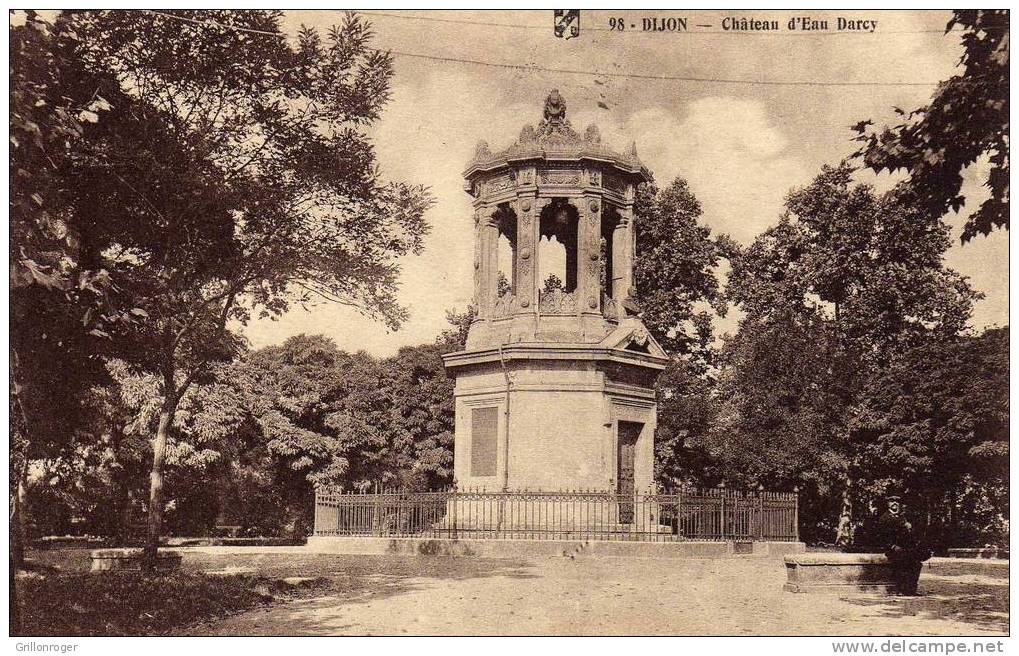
[442,90,668,500]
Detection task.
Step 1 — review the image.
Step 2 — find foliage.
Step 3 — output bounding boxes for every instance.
[24,332,459,538]
[652,357,719,487]
[718,162,978,543]
[629,177,728,487]
[542,273,564,294]
[853,10,1009,241]
[28,9,433,553]
[9,12,136,470]
[61,8,431,377]
[440,305,476,351]
[383,343,456,490]
[200,336,452,533]
[497,271,512,297]
[727,164,977,358]
[709,313,845,488]
[707,312,850,543]
[851,327,1009,550]
[632,177,727,360]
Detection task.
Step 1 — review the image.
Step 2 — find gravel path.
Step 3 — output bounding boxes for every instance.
[184,554,1008,636]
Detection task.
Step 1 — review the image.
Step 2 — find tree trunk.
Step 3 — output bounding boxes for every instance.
[110,425,134,546]
[835,473,853,547]
[10,553,20,635]
[117,482,132,547]
[11,456,29,569]
[143,406,173,569]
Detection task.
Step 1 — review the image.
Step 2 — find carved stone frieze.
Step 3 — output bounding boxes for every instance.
[493,293,517,317]
[540,168,583,185]
[538,289,578,314]
[485,171,516,195]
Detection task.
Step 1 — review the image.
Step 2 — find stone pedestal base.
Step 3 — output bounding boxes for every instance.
[784,553,922,594]
[90,548,182,572]
[444,343,664,493]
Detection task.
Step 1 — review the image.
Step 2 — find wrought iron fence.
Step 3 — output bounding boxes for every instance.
[313,487,798,542]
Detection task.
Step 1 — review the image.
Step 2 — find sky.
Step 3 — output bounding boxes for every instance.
[242,9,1009,355]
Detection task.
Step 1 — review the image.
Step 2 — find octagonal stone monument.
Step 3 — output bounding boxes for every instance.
[442,91,668,505]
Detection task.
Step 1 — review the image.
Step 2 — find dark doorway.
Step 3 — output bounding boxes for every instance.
[616,421,642,524]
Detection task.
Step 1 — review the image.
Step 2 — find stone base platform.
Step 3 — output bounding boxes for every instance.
[306,536,804,559]
[784,552,920,594]
[946,547,1009,559]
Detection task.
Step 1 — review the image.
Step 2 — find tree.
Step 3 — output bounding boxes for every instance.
[439,305,476,352]
[632,178,727,359]
[708,311,850,542]
[851,327,1008,551]
[497,271,512,297]
[58,10,431,564]
[722,162,979,543]
[180,335,454,531]
[853,10,1009,241]
[9,11,138,570]
[541,273,564,294]
[630,177,727,486]
[652,357,719,487]
[383,343,455,490]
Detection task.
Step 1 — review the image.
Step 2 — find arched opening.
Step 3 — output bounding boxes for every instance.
[537,235,566,294]
[538,200,578,293]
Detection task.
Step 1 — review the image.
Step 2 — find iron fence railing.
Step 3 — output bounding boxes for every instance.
[313,487,798,542]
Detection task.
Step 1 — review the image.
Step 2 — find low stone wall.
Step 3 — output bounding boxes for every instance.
[946,547,1009,560]
[784,553,920,594]
[306,536,804,559]
[164,537,304,548]
[90,548,183,572]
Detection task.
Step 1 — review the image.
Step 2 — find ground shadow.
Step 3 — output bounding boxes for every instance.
[841,574,1008,634]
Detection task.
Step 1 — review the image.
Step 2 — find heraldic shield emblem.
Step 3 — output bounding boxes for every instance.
[554,10,580,39]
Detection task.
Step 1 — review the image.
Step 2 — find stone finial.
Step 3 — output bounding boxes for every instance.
[584,124,601,143]
[625,140,639,159]
[535,90,579,142]
[474,140,492,160]
[543,89,567,123]
[519,124,536,143]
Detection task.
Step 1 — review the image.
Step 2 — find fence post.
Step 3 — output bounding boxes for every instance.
[758,489,765,540]
[373,485,382,537]
[793,487,800,542]
[719,489,726,541]
[450,485,458,540]
[313,486,319,536]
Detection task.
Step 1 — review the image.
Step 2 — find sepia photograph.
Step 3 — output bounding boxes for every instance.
[8,6,1010,645]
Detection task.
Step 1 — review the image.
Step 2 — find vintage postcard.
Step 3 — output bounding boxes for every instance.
[8,7,1009,647]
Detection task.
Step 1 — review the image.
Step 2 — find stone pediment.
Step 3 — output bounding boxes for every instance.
[598,319,668,359]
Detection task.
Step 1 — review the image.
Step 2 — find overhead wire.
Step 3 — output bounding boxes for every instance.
[140,10,945,88]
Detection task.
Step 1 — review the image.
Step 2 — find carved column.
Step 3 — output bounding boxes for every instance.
[472,209,482,311]
[578,197,603,313]
[564,226,578,293]
[476,205,500,318]
[513,197,538,312]
[530,197,551,310]
[613,206,634,301]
